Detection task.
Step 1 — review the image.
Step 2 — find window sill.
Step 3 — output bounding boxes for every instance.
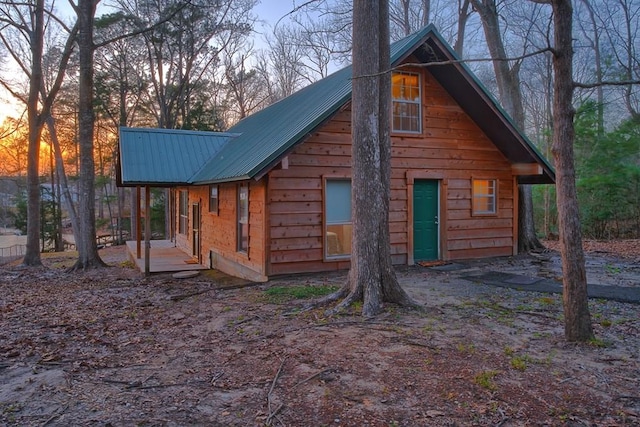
[472,212,498,217]
[324,255,350,262]
[391,130,422,136]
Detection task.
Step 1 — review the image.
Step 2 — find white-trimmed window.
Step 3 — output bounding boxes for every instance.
[325,179,352,258]
[392,71,421,133]
[237,184,249,253]
[209,185,219,214]
[178,190,188,234]
[472,179,497,215]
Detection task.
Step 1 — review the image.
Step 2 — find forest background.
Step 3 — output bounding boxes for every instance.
[0,0,638,252]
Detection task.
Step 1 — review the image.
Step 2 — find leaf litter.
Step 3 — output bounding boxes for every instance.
[0,241,638,426]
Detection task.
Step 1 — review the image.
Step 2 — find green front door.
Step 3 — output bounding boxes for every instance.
[413,180,439,261]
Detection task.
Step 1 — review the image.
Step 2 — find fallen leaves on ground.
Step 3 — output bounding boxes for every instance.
[0,243,638,426]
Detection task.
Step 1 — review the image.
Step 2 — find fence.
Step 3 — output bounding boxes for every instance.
[0,244,26,265]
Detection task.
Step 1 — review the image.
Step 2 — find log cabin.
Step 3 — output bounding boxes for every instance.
[118,25,554,281]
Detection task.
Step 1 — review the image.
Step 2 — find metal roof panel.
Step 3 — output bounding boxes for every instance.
[119,127,236,185]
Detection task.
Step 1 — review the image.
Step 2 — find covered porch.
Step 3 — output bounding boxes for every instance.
[126,240,207,273]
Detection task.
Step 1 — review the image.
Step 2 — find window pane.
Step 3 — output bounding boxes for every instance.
[209,185,218,213]
[179,190,188,234]
[326,180,351,223]
[326,223,352,257]
[239,222,248,252]
[239,186,248,222]
[392,73,419,100]
[473,179,496,214]
[238,185,248,252]
[392,72,421,132]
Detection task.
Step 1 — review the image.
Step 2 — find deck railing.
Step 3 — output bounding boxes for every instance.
[0,244,26,265]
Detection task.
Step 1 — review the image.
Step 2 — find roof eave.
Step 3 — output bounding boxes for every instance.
[190,175,251,185]
[118,181,190,188]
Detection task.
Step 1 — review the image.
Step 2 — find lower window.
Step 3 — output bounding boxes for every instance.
[472,179,497,215]
[178,190,188,234]
[237,184,248,253]
[325,179,352,258]
[209,185,219,214]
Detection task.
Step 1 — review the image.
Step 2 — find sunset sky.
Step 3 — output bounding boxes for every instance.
[0,1,298,125]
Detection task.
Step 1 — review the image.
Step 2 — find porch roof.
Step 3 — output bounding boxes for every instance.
[118,127,237,186]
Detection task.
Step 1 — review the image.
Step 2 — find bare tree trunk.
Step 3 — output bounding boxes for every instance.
[617,0,640,121]
[550,0,593,342]
[324,0,416,317]
[71,0,106,270]
[517,185,542,251]
[578,0,604,135]
[49,141,63,251]
[421,0,430,27]
[471,0,543,253]
[401,0,411,36]
[46,117,80,249]
[23,0,45,266]
[453,0,471,56]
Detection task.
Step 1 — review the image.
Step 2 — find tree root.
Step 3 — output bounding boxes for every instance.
[298,279,423,318]
[299,286,350,313]
[66,258,108,272]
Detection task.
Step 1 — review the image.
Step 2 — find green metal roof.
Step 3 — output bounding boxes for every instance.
[118,127,237,186]
[190,24,439,184]
[119,24,554,186]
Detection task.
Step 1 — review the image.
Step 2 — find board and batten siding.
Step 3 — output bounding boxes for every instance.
[266,66,515,276]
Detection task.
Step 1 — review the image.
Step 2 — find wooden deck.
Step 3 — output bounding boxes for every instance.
[126,240,207,273]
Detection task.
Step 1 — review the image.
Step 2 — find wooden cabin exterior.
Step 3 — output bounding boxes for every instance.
[119,25,554,281]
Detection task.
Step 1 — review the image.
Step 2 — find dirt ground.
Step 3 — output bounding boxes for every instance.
[1,240,638,426]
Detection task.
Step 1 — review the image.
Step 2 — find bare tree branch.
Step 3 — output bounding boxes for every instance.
[93,0,193,48]
[574,79,640,89]
[350,46,556,80]
[0,78,27,104]
[42,22,78,114]
[398,46,555,69]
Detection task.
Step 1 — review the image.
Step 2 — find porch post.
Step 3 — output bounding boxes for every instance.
[144,185,151,276]
[136,186,141,259]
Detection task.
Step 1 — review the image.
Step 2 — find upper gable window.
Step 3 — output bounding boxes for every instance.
[392,71,421,133]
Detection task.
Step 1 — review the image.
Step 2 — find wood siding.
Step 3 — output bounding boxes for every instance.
[267,67,515,276]
[176,181,268,281]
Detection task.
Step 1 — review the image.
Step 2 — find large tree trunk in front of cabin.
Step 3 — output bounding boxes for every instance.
[550,0,593,342]
[318,0,417,317]
[70,0,106,270]
[471,0,543,253]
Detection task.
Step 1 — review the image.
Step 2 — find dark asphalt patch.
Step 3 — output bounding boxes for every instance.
[464,271,640,304]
